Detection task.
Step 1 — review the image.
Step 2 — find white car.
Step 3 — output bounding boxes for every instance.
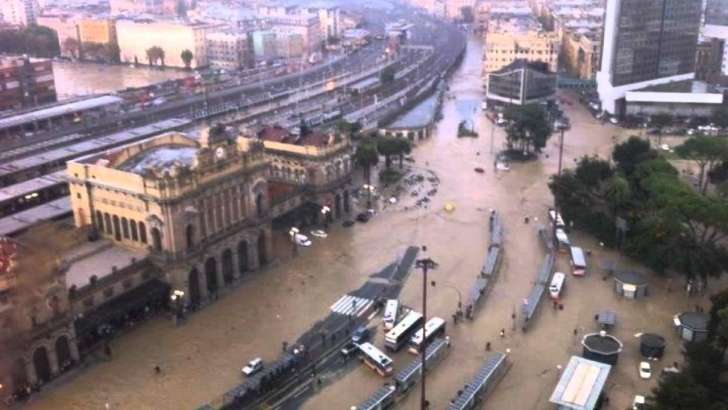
[639,361,652,379]
[310,230,327,238]
[609,116,619,125]
[294,234,312,247]
[242,358,263,376]
[660,144,671,152]
[633,394,646,410]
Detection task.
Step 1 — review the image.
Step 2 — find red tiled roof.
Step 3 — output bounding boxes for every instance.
[258,126,293,143]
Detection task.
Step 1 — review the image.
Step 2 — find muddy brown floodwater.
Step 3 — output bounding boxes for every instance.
[26,36,724,410]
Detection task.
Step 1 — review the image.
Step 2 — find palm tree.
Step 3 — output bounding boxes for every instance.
[145,47,155,66]
[181,49,193,70]
[146,46,164,67]
[395,138,411,169]
[354,143,379,184]
[376,137,399,169]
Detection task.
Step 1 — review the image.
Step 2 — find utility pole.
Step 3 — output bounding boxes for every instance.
[416,247,437,410]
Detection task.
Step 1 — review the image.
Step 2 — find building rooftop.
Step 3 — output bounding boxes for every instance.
[549,356,611,410]
[64,240,147,289]
[678,312,709,331]
[118,146,198,175]
[0,197,71,237]
[257,126,336,147]
[582,332,623,355]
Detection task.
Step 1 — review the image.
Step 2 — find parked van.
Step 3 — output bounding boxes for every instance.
[555,229,570,252]
[549,272,566,299]
[549,209,566,229]
[383,299,399,330]
[570,246,587,276]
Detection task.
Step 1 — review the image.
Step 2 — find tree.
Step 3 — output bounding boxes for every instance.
[651,113,673,145]
[376,137,400,169]
[146,46,164,67]
[675,136,728,193]
[715,307,728,356]
[181,49,193,70]
[712,106,728,129]
[335,120,361,139]
[158,47,166,67]
[354,143,379,184]
[394,138,411,169]
[612,136,655,176]
[0,25,60,58]
[62,37,80,59]
[503,104,552,154]
[646,372,713,410]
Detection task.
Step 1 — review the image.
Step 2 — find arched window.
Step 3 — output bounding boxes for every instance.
[104,213,112,235]
[256,193,264,217]
[151,228,162,252]
[121,218,129,239]
[139,221,147,244]
[130,220,138,241]
[96,210,104,233]
[112,215,121,241]
[223,190,232,227]
[186,225,195,249]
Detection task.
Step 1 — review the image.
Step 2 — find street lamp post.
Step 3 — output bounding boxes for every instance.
[289,227,300,254]
[321,205,331,229]
[553,121,567,249]
[362,184,376,211]
[416,246,437,410]
[170,289,185,325]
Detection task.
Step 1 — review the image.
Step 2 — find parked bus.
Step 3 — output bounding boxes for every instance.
[549,272,566,299]
[358,342,394,376]
[549,208,566,229]
[383,299,400,330]
[385,310,423,352]
[570,246,587,276]
[408,316,446,354]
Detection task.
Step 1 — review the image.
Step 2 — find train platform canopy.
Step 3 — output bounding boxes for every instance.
[385,93,439,130]
[0,170,67,203]
[0,196,71,237]
[549,356,611,410]
[0,95,123,130]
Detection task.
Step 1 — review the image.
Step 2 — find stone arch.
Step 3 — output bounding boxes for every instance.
[130,220,138,241]
[222,248,234,285]
[32,346,51,384]
[334,193,342,219]
[204,257,218,293]
[139,221,147,244]
[121,217,130,239]
[237,240,249,274]
[186,224,195,249]
[55,336,72,372]
[257,231,268,265]
[104,213,111,235]
[11,358,27,391]
[151,228,162,252]
[96,210,104,233]
[343,190,351,213]
[188,268,201,307]
[112,215,121,241]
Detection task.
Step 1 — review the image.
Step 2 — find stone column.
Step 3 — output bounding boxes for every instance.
[48,347,60,377]
[231,247,241,281]
[25,357,37,385]
[214,256,225,293]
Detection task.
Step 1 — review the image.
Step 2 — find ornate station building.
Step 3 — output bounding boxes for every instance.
[0,124,354,402]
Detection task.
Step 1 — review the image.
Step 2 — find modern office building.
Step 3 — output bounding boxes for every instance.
[206,31,253,70]
[597,0,703,115]
[486,60,557,108]
[0,56,56,111]
[703,0,728,76]
[0,0,38,26]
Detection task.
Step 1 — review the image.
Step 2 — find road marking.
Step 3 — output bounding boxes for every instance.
[330,294,373,316]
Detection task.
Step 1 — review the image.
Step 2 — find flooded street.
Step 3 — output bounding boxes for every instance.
[25,36,722,410]
[52,61,189,100]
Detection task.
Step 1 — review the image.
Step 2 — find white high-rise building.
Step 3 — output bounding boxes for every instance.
[703,0,728,75]
[597,0,702,115]
[0,0,38,26]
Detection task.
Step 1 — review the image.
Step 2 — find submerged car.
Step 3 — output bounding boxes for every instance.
[639,361,652,379]
[310,229,327,238]
[242,358,263,376]
[294,234,312,247]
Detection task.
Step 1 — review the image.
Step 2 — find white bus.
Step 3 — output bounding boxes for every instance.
[549,272,566,299]
[358,342,394,376]
[383,299,400,330]
[385,310,423,352]
[408,317,446,354]
[549,209,566,229]
[570,246,587,276]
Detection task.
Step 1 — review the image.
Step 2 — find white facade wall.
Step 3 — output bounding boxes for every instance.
[116,20,216,68]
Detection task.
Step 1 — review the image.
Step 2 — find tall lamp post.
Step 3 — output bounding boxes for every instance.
[289,227,300,254]
[553,120,568,248]
[170,289,185,325]
[416,246,438,410]
[362,184,376,211]
[321,205,331,229]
